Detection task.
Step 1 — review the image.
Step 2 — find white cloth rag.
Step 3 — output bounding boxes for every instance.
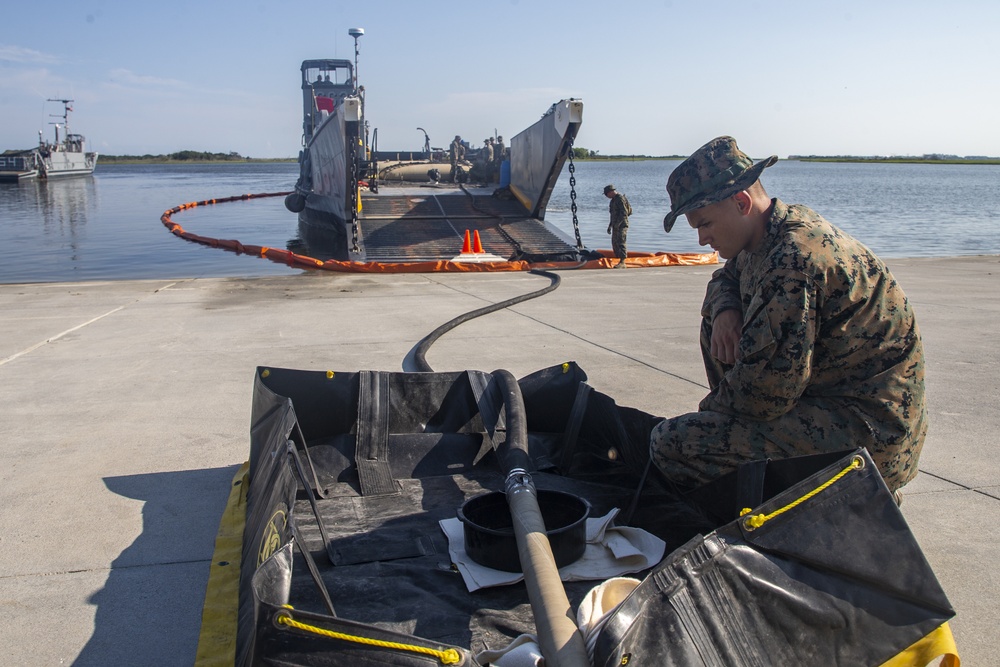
[475,634,544,667]
[439,508,665,592]
[577,576,642,659]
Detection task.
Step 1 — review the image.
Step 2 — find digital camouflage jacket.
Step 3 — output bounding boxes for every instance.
[700,199,927,485]
[609,193,632,228]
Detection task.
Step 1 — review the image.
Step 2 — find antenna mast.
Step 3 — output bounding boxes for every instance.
[348,28,365,92]
[47,98,74,142]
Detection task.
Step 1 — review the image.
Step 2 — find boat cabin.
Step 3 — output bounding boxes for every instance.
[300,59,355,144]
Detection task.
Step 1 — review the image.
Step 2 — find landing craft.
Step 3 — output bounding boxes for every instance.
[283,29,590,264]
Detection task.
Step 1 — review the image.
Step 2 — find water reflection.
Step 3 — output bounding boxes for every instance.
[4,176,97,231]
[38,177,98,247]
[0,163,301,283]
[1,177,99,277]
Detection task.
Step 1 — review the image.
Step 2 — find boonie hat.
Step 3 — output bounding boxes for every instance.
[603,184,616,194]
[663,136,777,233]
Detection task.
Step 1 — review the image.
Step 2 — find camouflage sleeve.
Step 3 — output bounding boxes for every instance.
[699,268,815,420]
[702,260,743,321]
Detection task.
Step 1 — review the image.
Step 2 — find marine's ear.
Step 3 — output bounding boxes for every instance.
[732,190,753,216]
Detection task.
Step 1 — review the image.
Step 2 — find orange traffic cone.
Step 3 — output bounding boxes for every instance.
[461,229,472,253]
[473,230,485,254]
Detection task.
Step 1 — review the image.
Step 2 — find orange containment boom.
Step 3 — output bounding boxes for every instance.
[160,192,718,273]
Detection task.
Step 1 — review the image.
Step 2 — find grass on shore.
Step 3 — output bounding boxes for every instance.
[792,157,1000,165]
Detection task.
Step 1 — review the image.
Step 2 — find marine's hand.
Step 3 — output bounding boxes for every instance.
[711,309,742,365]
[607,225,612,234]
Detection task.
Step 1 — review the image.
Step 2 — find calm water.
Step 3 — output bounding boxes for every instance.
[1,160,998,284]
[548,159,1000,260]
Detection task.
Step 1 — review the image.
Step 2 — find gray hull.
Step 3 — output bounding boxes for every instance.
[41,148,98,178]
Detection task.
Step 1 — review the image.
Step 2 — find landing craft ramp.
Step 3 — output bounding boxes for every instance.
[349,186,581,263]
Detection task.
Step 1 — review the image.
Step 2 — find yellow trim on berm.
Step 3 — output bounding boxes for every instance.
[878,622,960,667]
[194,461,249,667]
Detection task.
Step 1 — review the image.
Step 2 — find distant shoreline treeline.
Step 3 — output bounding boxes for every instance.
[570,148,999,165]
[789,156,1000,165]
[100,151,295,164]
[99,148,999,166]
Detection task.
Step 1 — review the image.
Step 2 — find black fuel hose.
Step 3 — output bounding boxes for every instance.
[412,268,563,372]
[409,272,590,664]
[492,369,590,667]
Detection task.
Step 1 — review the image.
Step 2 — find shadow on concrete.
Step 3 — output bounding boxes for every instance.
[73,465,240,667]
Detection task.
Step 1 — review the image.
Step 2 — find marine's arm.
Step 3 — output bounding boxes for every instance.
[710,309,742,365]
[700,269,816,420]
[702,260,744,363]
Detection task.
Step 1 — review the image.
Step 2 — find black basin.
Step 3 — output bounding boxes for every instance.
[457,489,590,573]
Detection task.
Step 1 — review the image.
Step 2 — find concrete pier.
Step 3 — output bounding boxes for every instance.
[0,255,996,665]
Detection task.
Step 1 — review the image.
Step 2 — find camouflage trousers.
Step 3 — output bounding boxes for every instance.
[611,224,628,260]
[649,318,912,492]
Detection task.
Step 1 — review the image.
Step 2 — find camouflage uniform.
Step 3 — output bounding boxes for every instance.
[481,139,494,167]
[607,190,631,261]
[449,136,465,183]
[494,137,506,164]
[470,139,494,184]
[653,137,927,493]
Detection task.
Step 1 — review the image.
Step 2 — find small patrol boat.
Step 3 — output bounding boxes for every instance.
[283,28,591,265]
[0,99,98,182]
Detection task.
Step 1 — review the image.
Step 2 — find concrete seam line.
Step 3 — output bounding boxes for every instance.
[503,308,711,390]
[0,305,128,367]
[0,280,182,368]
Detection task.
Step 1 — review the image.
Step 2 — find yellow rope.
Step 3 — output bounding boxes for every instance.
[275,607,461,665]
[740,456,864,531]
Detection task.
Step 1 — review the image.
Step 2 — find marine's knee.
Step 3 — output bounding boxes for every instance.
[649,412,711,461]
[651,408,741,457]
[649,415,680,450]
[648,412,722,490]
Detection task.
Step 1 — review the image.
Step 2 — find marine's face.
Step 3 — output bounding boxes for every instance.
[686,196,753,260]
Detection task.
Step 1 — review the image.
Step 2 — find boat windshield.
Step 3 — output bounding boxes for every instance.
[300,60,353,89]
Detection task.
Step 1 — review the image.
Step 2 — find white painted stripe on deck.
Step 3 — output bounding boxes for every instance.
[0,306,128,367]
[0,281,180,367]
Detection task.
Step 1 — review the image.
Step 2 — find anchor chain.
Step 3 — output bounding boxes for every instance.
[349,134,360,253]
[567,136,583,250]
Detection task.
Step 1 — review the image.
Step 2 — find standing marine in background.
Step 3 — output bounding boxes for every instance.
[449,135,465,183]
[493,136,506,182]
[481,138,494,172]
[494,136,506,164]
[468,138,494,184]
[604,184,632,268]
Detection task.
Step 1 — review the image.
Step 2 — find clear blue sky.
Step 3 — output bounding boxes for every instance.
[2,0,997,159]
